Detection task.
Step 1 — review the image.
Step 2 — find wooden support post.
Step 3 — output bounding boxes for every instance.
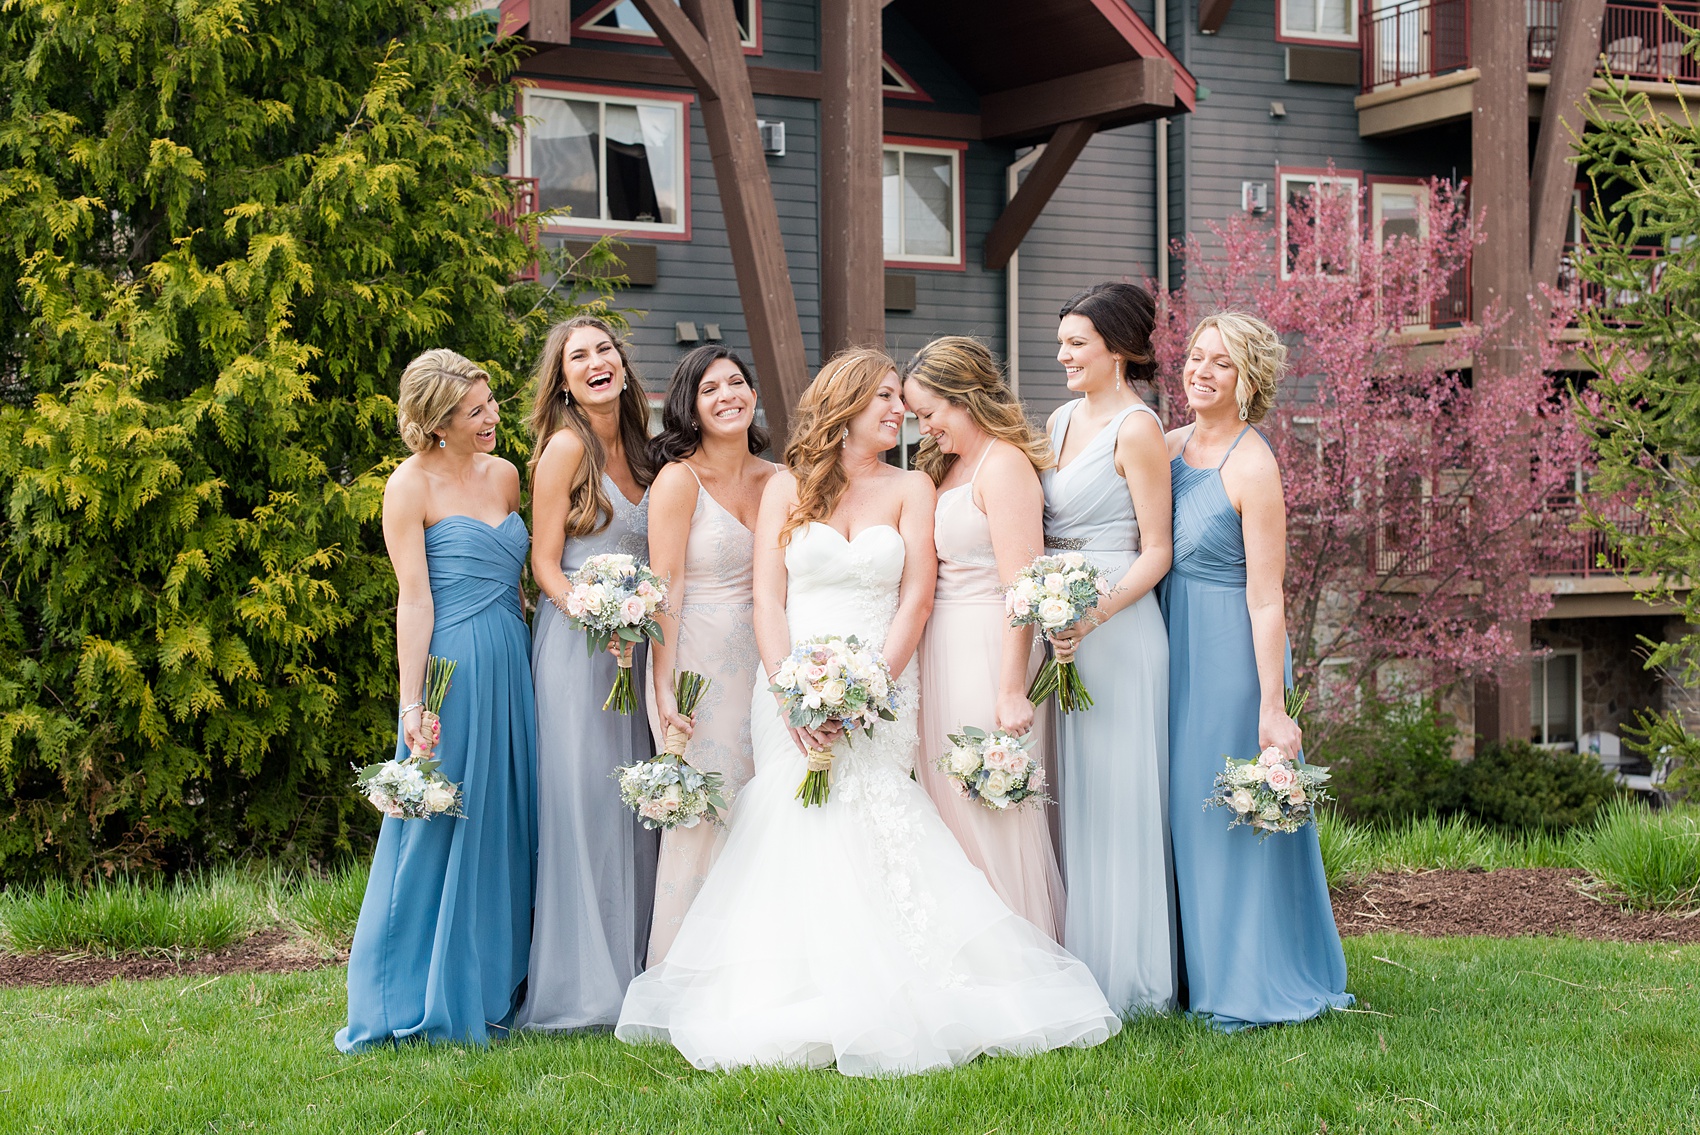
[1470,0,1533,745]
[983,119,1099,272]
[1530,0,1605,289]
[629,0,810,442]
[820,0,885,354]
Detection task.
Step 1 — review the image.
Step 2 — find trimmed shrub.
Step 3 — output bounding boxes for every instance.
[1322,695,1463,826]
[1458,740,1620,833]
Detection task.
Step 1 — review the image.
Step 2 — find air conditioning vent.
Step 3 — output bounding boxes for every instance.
[757,120,786,158]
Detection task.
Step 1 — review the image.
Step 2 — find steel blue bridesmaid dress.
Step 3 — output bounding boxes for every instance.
[518,475,659,1032]
[1161,426,1353,1031]
[1041,399,1177,1015]
[336,512,538,1052]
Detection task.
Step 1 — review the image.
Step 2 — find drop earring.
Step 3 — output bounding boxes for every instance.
[437,436,446,449]
[1115,359,1124,390]
[1239,404,1250,422]
[841,428,849,448]
[561,388,571,407]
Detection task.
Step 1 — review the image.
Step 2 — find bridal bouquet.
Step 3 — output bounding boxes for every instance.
[1206,744,1332,838]
[615,671,728,830]
[768,634,899,807]
[936,726,1048,811]
[355,655,464,820]
[1007,551,1111,713]
[557,553,667,714]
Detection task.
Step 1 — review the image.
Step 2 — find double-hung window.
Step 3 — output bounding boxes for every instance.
[1278,168,1362,278]
[883,140,963,268]
[520,87,689,236]
[1280,0,1357,44]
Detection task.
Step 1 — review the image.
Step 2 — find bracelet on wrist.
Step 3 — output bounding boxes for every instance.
[399,701,425,719]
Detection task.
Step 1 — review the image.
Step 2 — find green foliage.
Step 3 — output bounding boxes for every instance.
[1573,21,1700,677]
[1457,740,1621,833]
[1571,800,1700,911]
[1622,707,1700,798]
[1321,695,1463,826]
[0,1,614,879]
[285,861,366,952]
[0,872,251,954]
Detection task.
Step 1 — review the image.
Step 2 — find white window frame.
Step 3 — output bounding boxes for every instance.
[517,87,689,237]
[1370,178,1431,327]
[1279,0,1358,45]
[1531,649,1583,749]
[883,140,964,268]
[1278,169,1362,279]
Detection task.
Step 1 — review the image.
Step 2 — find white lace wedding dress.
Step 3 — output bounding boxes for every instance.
[615,522,1119,1077]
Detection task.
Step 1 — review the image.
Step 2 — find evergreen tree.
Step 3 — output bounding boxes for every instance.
[0,0,613,878]
[1573,22,1700,678]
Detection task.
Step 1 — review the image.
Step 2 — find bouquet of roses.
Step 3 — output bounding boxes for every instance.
[614,670,728,830]
[768,634,899,807]
[1006,551,1112,713]
[355,655,463,820]
[936,726,1048,811]
[557,552,667,714]
[1205,713,1332,838]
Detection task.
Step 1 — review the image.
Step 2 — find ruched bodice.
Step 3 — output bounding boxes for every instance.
[782,523,905,652]
[934,485,1002,603]
[1170,447,1249,588]
[1041,400,1159,578]
[562,475,649,573]
[681,491,755,607]
[425,513,528,631]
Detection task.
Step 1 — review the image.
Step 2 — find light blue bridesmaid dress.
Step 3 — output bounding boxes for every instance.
[1041,399,1177,1015]
[518,475,660,1032]
[337,512,538,1052]
[1161,425,1352,1031]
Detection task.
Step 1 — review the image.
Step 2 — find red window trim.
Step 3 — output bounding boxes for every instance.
[883,135,969,272]
[572,0,763,57]
[1273,0,1359,48]
[516,81,696,243]
[1276,164,1363,278]
[881,53,933,104]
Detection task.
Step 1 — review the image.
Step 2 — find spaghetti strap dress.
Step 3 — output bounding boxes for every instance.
[336,512,537,1052]
[1161,426,1352,1030]
[1040,399,1177,1015]
[915,444,1065,940]
[519,476,660,1032]
[645,466,761,966]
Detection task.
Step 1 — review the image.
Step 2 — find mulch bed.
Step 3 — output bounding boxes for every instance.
[1334,867,1700,944]
[0,928,344,989]
[3,869,1696,989]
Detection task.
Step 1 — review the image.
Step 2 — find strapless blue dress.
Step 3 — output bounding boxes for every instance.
[1160,427,1351,1031]
[336,512,538,1052]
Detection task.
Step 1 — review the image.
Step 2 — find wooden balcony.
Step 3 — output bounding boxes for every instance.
[1356,0,1700,137]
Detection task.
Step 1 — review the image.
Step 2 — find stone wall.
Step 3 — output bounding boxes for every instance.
[1530,615,1667,738]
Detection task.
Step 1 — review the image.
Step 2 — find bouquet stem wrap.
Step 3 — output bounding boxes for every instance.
[796,746,835,807]
[605,639,637,714]
[768,634,899,809]
[558,552,668,716]
[1007,552,1110,715]
[614,671,725,830]
[1026,639,1094,713]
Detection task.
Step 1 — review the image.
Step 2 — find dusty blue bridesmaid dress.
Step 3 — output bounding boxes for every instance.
[1041,399,1177,1015]
[518,475,659,1032]
[336,512,538,1052]
[1161,426,1352,1031]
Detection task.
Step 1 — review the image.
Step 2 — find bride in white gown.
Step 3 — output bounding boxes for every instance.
[617,349,1119,1077]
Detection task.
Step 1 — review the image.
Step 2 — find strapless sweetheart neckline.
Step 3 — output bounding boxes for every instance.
[805,521,901,546]
[426,511,524,532]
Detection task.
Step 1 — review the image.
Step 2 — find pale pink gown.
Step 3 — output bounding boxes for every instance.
[914,447,1066,941]
[646,468,760,966]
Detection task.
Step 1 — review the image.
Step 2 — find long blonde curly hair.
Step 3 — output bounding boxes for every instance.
[779,347,898,548]
[527,315,655,537]
[901,336,1053,485]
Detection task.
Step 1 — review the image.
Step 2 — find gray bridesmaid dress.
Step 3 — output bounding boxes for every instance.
[1041,399,1178,1015]
[518,474,660,1032]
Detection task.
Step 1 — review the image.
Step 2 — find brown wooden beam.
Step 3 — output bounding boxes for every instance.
[883,107,982,140]
[1199,0,1235,34]
[519,46,823,101]
[623,0,809,440]
[980,60,1172,142]
[983,118,1099,271]
[820,0,886,354]
[1530,0,1606,289]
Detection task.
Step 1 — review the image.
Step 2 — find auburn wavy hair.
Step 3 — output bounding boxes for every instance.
[528,315,656,537]
[901,336,1053,486]
[778,347,898,548]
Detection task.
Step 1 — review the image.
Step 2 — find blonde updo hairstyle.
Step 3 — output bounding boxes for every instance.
[397,348,491,453]
[779,347,898,548]
[901,336,1053,486]
[528,315,656,537]
[1187,312,1286,424]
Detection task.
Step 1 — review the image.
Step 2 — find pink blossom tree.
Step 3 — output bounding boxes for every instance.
[1154,180,1587,740]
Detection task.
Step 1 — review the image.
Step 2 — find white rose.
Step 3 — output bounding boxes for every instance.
[947,745,981,776]
[802,690,823,710]
[1261,805,1284,823]
[1036,597,1071,628]
[1015,577,1041,601]
[1230,788,1256,814]
[818,678,847,705]
[422,784,457,813]
[1044,572,1067,593]
[1060,552,1087,569]
[661,783,684,806]
[983,770,1012,797]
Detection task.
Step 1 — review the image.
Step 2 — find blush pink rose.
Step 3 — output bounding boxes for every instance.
[1265,764,1296,792]
[1257,745,1286,767]
[564,591,587,617]
[620,595,647,623]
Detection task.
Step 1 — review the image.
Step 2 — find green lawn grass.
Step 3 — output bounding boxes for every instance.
[1,936,1697,1134]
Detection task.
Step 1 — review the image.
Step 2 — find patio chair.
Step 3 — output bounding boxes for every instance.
[1619,752,1675,808]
